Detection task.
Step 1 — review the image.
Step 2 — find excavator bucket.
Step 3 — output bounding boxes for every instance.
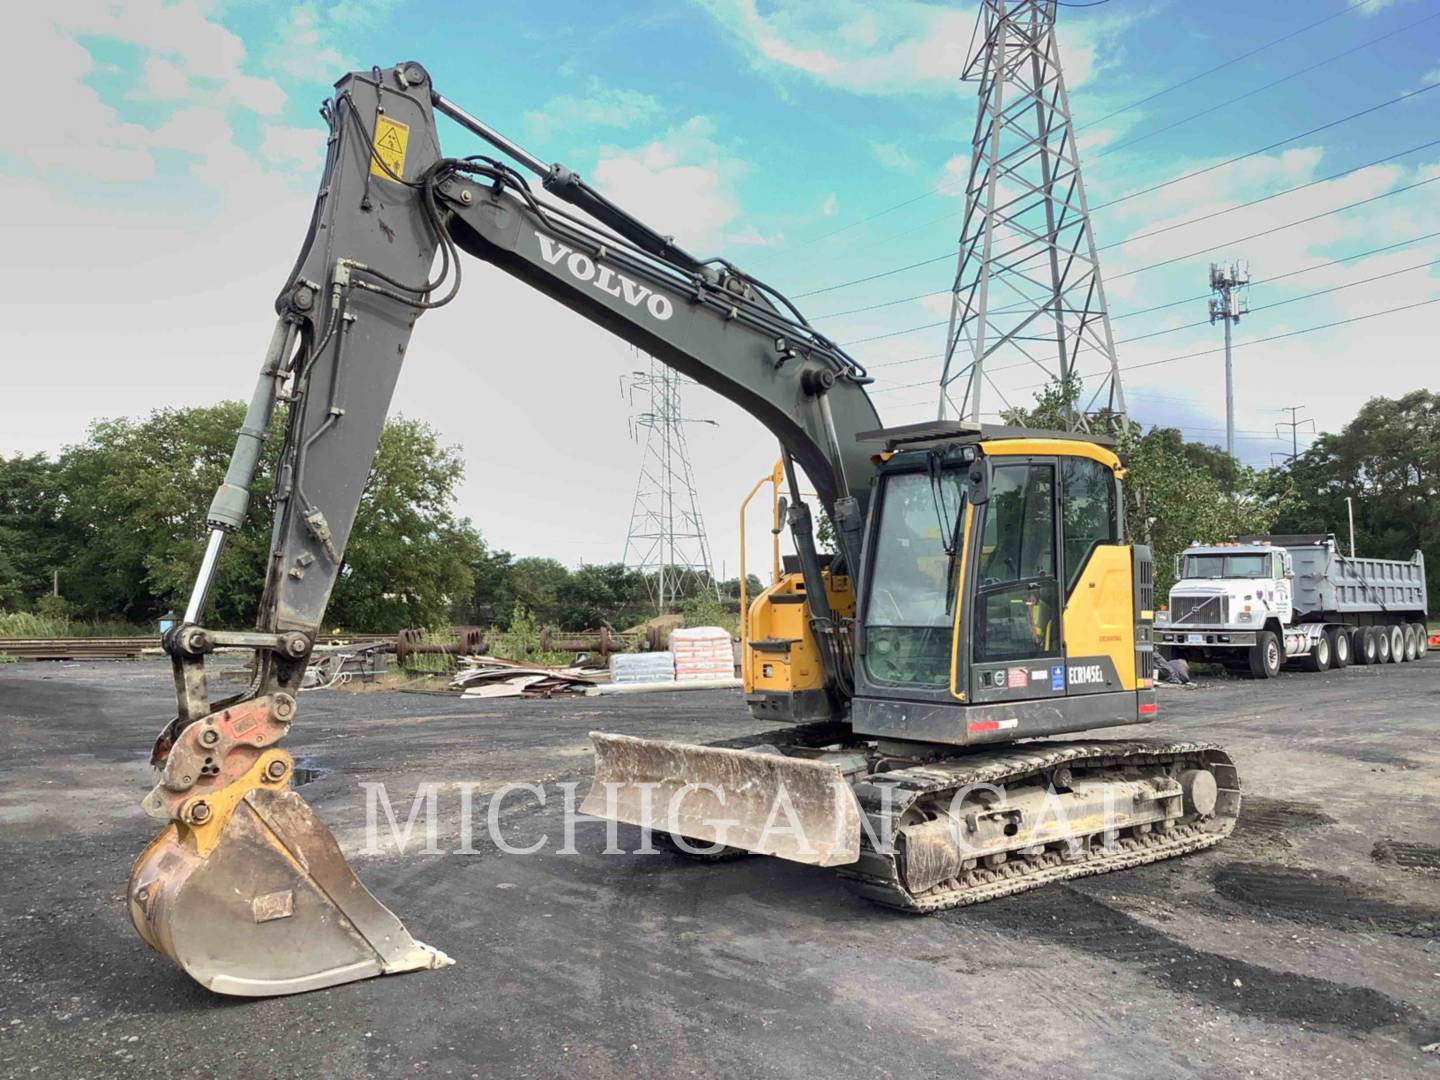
[129,746,450,997]
[583,732,863,867]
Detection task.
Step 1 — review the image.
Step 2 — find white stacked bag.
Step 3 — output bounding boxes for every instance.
[669,626,735,681]
[609,650,676,684]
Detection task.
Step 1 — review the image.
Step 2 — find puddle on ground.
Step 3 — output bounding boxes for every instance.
[1213,862,1440,936]
[963,886,1416,1033]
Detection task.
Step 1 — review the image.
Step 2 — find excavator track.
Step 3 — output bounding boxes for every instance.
[837,740,1239,913]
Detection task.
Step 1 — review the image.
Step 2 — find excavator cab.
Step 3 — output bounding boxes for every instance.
[847,425,1154,744]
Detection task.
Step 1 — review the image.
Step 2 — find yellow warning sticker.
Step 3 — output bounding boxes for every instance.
[370,115,409,182]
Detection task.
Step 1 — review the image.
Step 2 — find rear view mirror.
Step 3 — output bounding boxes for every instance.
[773,496,788,535]
[967,463,989,506]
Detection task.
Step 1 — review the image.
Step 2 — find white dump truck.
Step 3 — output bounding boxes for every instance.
[1155,533,1429,677]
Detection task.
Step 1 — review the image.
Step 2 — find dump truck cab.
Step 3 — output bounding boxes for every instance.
[849,422,1157,746]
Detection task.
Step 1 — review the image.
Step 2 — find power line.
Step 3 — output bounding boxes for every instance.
[1074,0,1384,133]
[792,0,1385,249]
[835,127,1439,271]
[868,295,1440,394]
[1093,9,1440,161]
[794,85,1439,299]
[1087,81,1440,215]
[1108,173,1440,282]
[1110,230,1440,322]
[816,227,1440,323]
[1098,295,1440,377]
[845,242,1440,353]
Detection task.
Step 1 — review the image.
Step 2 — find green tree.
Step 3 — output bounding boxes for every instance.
[0,453,68,609]
[52,403,483,630]
[1002,379,1278,596]
[554,563,650,630]
[504,556,571,627]
[1264,390,1439,606]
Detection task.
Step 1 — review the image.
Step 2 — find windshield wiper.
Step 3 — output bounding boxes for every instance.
[927,450,956,557]
[926,450,967,614]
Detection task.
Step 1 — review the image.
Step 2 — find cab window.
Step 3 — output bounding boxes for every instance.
[862,469,965,687]
[974,463,1060,664]
[1060,456,1117,596]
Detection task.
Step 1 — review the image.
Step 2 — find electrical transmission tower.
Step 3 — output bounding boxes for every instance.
[938,0,1126,432]
[1272,404,1314,466]
[1209,261,1250,458]
[621,355,721,613]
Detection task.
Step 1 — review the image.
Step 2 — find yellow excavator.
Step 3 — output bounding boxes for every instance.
[128,63,1239,997]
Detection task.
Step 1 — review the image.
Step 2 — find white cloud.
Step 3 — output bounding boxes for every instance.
[592,117,749,251]
[727,225,784,248]
[261,124,326,173]
[822,192,839,216]
[139,56,190,101]
[937,154,970,197]
[693,0,1126,95]
[693,0,976,94]
[9,7,155,181]
[870,141,916,172]
[525,81,664,143]
[264,3,352,80]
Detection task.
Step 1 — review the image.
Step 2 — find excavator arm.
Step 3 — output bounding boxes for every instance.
[130,61,881,997]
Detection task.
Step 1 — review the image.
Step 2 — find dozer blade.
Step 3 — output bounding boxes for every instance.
[583,732,862,867]
[129,748,450,997]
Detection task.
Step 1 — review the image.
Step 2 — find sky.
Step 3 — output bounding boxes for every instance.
[3,0,1438,578]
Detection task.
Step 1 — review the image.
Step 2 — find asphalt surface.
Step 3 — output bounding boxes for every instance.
[1,659,1438,1079]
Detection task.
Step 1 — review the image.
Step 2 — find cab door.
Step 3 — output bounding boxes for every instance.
[967,459,1067,704]
[1058,454,1132,695]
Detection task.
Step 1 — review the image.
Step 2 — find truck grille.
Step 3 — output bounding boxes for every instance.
[1170,594,1228,624]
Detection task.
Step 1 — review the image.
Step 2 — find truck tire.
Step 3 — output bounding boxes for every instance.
[1376,626,1393,664]
[1248,631,1281,679]
[1402,625,1418,662]
[1415,624,1430,659]
[1387,624,1405,664]
[1300,633,1331,673]
[1352,626,1377,665]
[1327,627,1350,668]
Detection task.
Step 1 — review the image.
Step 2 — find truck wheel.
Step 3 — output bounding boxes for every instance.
[1376,626,1392,664]
[1387,624,1405,664]
[1301,633,1331,673]
[1352,627,1376,665]
[1249,631,1281,678]
[1415,624,1430,659]
[1402,625,1418,662]
[1327,628,1350,668]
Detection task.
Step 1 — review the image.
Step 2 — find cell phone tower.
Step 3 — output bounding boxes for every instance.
[621,354,721,613]
[937,0,1126,432]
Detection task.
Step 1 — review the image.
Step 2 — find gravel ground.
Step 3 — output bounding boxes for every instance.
[1,659,1438,1079]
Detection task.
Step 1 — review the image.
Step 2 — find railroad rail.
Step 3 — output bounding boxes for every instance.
[0,634,389,661]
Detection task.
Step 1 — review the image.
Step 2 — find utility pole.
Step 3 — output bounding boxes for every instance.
[1208,261,1250,458]
[938,0,1127,432]
[1274,405,1315,465]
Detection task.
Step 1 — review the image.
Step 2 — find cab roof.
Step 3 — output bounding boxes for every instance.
[858,421,1120,471]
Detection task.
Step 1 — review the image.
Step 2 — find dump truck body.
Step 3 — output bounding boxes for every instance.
[1156,534,1428,674]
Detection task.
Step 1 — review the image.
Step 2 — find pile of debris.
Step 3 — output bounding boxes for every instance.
[450,656,604,699]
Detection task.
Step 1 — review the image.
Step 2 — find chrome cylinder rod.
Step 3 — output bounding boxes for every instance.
[184,528,226,624]
[432,93,548,176]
